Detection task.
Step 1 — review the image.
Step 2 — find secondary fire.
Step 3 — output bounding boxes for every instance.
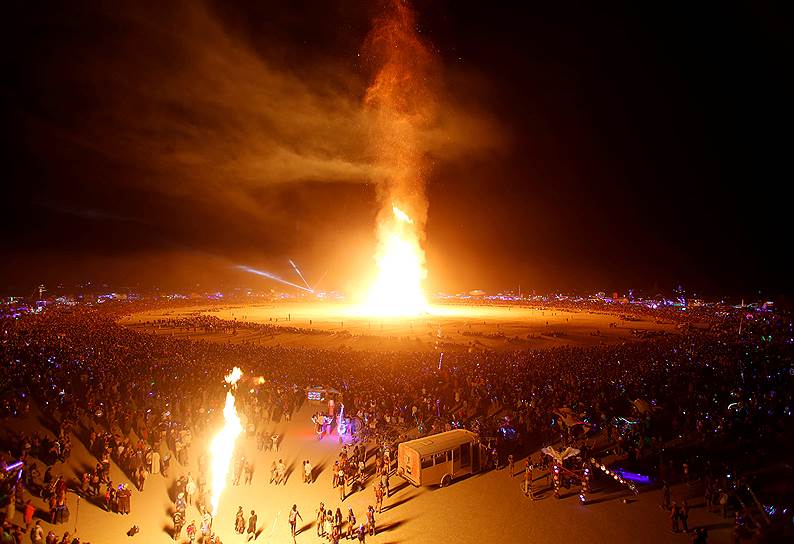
[208,367,244,516]
[360,0,438,317]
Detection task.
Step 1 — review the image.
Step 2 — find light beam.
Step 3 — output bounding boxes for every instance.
[236,265,313,292]
[312,270,328,292]
[288,259,312,290]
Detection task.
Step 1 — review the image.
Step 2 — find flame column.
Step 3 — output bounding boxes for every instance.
[209,367,244,516]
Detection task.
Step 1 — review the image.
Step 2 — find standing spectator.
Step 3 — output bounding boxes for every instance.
[244,459,254,486]
[381,471,390,498]
[670,502,681,533]
[175,493,186,516]
[233,458,243,487]
[334,508,343,535]
[366,505,376,536]
[118,484,131,515]
[5,496,16,526]
[235,507,245,534]
[185,476,196,507]
[150,448,161,476]
[276,459,286,486]
[316,503,326,537]
[324,510,333,539]
[136,466,146,492]
[704,480,713,512]
[79,473,90,497]
[524,464,533,499]
[173,511,184,541]
[30,521,44,544]
[247,510,257,541]
[288,504,302,539]
[374,484,384,514]
[681,498,690,532]
[661,482,671,510]
[89,471,100,497]
[161,454,171,478]
[23,501,35,531]
[719,491,729,518]
[200,508,212,539]
[346,508,356,540]
[103,482,114,513]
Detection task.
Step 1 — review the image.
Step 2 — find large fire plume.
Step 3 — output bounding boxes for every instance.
[208,367,244,516]
[361,0,438,317]
[364,204,427,315]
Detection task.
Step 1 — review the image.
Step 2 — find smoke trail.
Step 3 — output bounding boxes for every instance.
[364,0,437,226]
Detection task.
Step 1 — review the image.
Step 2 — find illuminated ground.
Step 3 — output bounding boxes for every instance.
[120,301,681,351]
[6,401,733,543]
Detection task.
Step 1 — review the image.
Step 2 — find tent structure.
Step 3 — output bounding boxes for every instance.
[541,445,581,463]
[540,446,589,501]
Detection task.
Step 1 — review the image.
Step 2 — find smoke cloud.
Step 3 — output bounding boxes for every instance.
[42,1,498,204]
[60,2,375,202]
[7,0,503,290]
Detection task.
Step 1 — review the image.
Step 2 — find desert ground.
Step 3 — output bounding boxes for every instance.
[5,399,733,544]
[119,302,681,352]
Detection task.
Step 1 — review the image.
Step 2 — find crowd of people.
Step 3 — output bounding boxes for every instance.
[0,300,791,542]
[145,314,334,339]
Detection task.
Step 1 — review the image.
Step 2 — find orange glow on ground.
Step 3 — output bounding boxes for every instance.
[122,302,684,352]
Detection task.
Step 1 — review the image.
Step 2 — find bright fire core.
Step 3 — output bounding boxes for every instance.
[362,205,428,317]
[208,367,243,516]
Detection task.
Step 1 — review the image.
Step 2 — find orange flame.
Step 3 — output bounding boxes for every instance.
[209,367,243,516]
[363,205,427,316]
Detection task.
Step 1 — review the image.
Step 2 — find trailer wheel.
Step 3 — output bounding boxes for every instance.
[440,474,451,487]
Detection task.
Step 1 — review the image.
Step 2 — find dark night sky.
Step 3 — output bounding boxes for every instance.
[2,1,791,298]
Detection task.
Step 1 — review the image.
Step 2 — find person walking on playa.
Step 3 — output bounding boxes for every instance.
[288,504,303,539]
[247,510,257,541]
